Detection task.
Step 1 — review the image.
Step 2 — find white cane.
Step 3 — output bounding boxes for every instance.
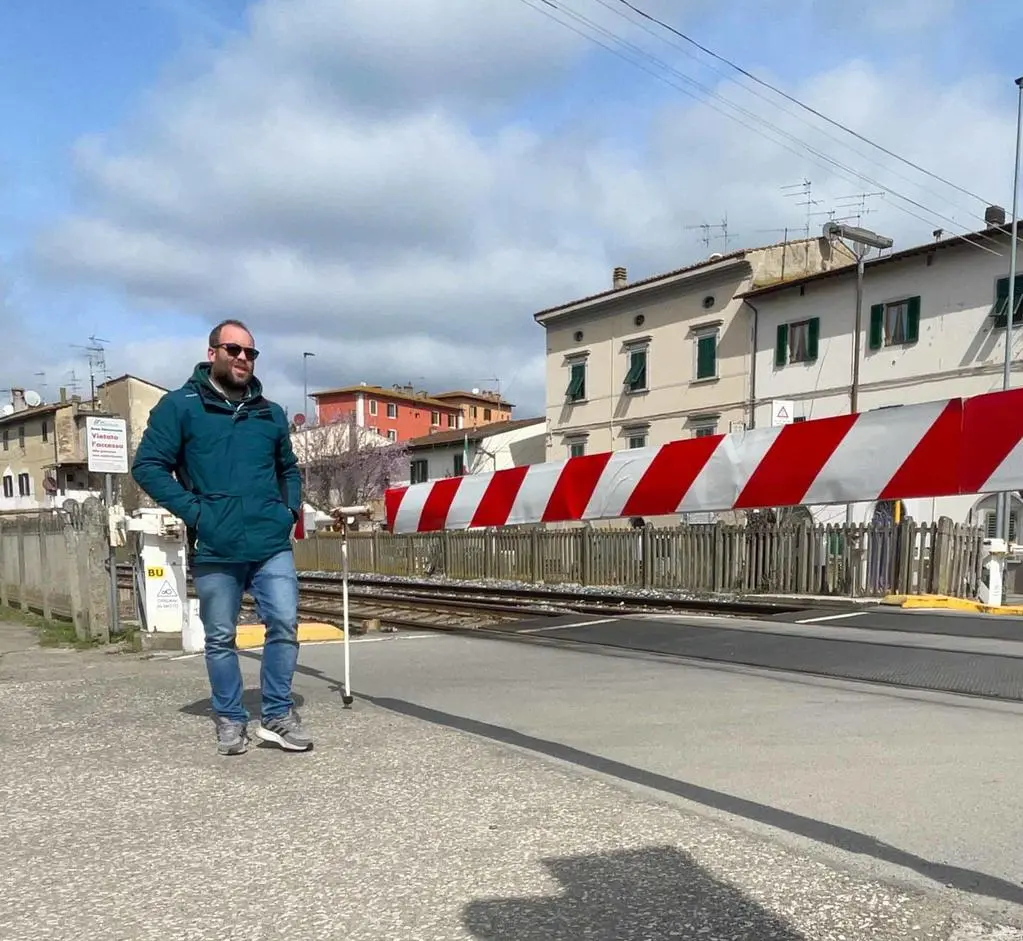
[333,505,371,708]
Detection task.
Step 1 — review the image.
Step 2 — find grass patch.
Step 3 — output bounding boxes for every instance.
[0,605,102,650]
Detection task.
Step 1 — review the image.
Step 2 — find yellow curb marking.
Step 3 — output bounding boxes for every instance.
[881,594,1023,616]
[236,622,346,650]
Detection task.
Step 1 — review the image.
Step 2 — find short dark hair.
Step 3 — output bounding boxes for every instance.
[209,319,252,347]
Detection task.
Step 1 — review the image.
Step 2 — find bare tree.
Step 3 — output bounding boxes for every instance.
[292,413,408,517]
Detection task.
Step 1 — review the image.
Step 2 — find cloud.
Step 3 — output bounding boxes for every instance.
[22,0,1021,419]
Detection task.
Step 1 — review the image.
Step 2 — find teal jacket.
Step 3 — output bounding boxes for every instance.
[131,363,302,565]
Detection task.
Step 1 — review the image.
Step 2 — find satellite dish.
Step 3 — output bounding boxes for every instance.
[24,390,42,407]
[0,404,13,417]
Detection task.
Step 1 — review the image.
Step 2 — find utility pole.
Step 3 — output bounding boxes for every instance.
[995,75,1023,548]
[303,352,315,424]
[823,222,894,524]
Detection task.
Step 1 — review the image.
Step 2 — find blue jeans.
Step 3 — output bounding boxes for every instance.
[192,549,299,723]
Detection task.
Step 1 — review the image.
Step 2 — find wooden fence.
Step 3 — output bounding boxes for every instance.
[293,517,985,598]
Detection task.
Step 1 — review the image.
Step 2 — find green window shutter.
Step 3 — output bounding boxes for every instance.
[566,363,585,400]
[905,296,920,343]
[624,350,646,391]
[869,304,884,349]
[774,324,788,367]
[994,277,1009,327]
[696,335,716,379]
[806,317,820,361]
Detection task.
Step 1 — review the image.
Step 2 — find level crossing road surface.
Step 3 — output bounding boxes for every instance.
[2,612,1022,941]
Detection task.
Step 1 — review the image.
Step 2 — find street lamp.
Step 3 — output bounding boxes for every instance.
[995,76,1023,547]
[303,351,315,425]
[824,222,894,525]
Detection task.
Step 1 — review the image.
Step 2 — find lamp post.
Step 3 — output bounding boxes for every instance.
[303,351,315,424]
[823,222,895,525]
[995,76,1023,547]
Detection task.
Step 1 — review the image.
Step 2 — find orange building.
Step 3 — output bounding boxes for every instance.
[430,389,514,429]
[310,383,463,442]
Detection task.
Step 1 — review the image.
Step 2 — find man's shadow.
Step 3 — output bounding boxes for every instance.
[179,689,306,717]
[462,845,804,941]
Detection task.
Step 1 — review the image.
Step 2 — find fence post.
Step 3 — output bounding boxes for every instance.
[372,530,380,573]
[580,526,593,586]
[16,516,27,611]
[63,514,90,641]
[0,516,6,609]
[82,500,110,643]
[38,516,52,621]
[895,518,915,594]
[931,516,954,595]
[530,529,541,583]
[642,525,653,588]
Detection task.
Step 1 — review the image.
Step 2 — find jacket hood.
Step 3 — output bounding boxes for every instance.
[188,361,264,400]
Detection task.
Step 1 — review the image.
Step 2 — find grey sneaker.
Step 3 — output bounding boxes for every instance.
[255,709,313,752]
[215,717,249,756]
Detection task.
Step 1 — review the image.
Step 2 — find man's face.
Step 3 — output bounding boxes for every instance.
[207,324,258,390]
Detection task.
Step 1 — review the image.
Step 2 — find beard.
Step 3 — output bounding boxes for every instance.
[211,359,251,391]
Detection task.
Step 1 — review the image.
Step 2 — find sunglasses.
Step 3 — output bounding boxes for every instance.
[214,343,260,361]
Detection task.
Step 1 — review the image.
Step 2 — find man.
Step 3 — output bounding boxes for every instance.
[132,319,310,756]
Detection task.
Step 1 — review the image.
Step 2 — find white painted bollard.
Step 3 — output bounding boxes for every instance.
[183,598,205,654]
[978,537,1007,608]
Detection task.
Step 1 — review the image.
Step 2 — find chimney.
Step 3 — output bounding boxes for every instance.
[613,266,627,289]
[59,387,67,403]
[985,205,1007,228]
[10,388,26,413]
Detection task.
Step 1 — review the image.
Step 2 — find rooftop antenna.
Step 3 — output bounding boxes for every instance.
[71,334,110,408]
[684,213,738,250]
[832,191,884,227]
[34,371,47,399]
[782,180,818,238]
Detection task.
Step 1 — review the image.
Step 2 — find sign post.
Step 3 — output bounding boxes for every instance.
[86,417,129,637]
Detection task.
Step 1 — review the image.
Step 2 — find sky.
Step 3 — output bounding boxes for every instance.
[1,0,1021,420]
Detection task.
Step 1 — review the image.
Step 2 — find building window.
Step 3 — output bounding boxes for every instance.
[622,345,648,393]
[41,421,49,443]
[993,274,1023,328]
[2,475,12,498]
[387,429,397,442]
[17,473,30,497]
[567,440,586,458]
[627,433,647,449]
[18,425,25,449]
[2,430,7,451]
[483,408,492,421]
[453,453,465,476]
[694,332,717,380]
[386,403,398,419]
[566,361,586,402]
[775,318,819,366]
[985,510,1018,542]
[447,414,456,428]
[368,399,378,416]
[870,296,920,348]
[431,411,440,426]
[410,459,429,484]
[693,423,717,438]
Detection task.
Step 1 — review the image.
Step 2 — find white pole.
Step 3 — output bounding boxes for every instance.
[341,519,353,707]
[998,77,1023,548]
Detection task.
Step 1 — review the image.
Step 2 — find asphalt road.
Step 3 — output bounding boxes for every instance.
[293,611,1023,927]
[3,611,1023,940]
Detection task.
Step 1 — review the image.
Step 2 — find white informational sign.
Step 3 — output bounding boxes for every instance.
[86,417,129,474]
[770,400,795,427]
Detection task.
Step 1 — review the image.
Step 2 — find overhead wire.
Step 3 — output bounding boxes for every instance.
[612,0,996,208]
[520,0,1002,255]
[586,0,987,224]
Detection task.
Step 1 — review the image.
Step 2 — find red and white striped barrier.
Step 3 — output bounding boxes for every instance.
[383,388,1023,534]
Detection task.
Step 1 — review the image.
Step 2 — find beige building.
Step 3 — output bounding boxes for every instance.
[534,238,855,462]
[430,389,515,428]
[0,375,167,513]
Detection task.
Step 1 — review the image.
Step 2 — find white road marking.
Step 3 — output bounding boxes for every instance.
[795,611,868,624]
[517,617,621,634]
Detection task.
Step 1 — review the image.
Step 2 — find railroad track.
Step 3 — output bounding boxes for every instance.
[115,564,806,636]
